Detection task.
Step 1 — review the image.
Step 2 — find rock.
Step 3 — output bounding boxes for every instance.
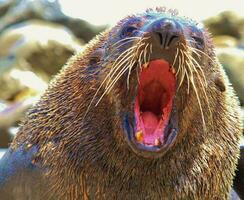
[0,130,12,148]
[0,19,82,101]
[0,101,12,148]
[212,35,238,48]
[0,0,106,42]
[0,0,15,17]
[0,19,84,147]
[0,98,37,129]
[0,98,38,148]
[204,11,244,40]
[0,0,65,31]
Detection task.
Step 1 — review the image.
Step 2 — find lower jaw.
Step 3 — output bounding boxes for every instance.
[123,59,178,158]
[123,101,179,159]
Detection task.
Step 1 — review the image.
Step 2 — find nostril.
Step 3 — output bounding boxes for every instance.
[152,18,181,49]
[156,32,163,46]
[155,32,179,49]
[168,34,179,47]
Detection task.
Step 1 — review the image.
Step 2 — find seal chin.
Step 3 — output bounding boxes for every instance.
[124,59,179,159]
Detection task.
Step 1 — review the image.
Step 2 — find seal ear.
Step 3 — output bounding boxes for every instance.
[88,48,105,65]
[213,73,226,92]
[233,146,244,199]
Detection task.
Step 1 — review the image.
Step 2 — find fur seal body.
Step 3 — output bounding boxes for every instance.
[0,8,242,200]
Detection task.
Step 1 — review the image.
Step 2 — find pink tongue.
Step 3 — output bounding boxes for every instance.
[141,112,159,135]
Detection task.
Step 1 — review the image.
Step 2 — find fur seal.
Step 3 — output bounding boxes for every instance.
[233,146,244,199]
[0,7,242,200]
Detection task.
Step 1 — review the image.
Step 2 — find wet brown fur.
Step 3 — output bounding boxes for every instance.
[11,8,242,200]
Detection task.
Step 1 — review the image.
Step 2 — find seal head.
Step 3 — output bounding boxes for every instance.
[97,10,208,158]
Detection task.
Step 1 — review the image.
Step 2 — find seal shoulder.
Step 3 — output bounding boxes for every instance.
[233,146,244,199]
[0,146,51,200]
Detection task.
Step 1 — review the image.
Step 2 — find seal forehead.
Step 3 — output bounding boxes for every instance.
[107,10,204,48]
[140,10,201,30]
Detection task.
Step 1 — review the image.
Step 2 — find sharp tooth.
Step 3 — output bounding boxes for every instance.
[171,67,176,74]
[144,62,149,68]
[154,138,161,146]
[135,130,143,142]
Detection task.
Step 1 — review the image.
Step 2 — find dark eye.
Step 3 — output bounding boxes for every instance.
[192,36,204,49]
[121,26,138,37]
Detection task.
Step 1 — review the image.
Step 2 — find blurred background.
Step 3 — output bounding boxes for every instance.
[0,0,244,158]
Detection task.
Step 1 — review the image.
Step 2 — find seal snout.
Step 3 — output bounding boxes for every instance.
[151,18,181,49]
[110,12,208,159]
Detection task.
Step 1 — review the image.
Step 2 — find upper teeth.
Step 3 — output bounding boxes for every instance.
[135,130,143,142]
[144,62,149,68]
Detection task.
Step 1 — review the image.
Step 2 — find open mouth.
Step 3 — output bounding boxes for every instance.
[124,59,178,158]
[135,59,176,145]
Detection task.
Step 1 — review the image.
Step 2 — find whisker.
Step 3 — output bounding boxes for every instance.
[150,43,153,54]
[126,44,144,88]
[182,44,208,87]
[106,53,136,89]
[84,36,148,118]
[177,51,185,90]
[143,43,149,64]
[126,42,146,88]
[138,48,144,70]
[185,39,197,44]
[189,68,206,131]
[83,46,137,118]
[105,41,145,98]
[181,43,208,87]
[112,36,149,51]
[106,46,138,83]
[183,50,213,127]
[183,58,190,94]
[190,47,216,64]
[175,43,210,131]
[112,39,137,50]
[183,52,202,96]
[146,44,151,64]
[111,37,141,48]
[96,62,133,106]
[126,60,137,89]
[184,50,210,131]
[136,67,140,84]
[188,54,207,86]
[182,47,208,90]
[172,48,179,69]
[105,40,147,102]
